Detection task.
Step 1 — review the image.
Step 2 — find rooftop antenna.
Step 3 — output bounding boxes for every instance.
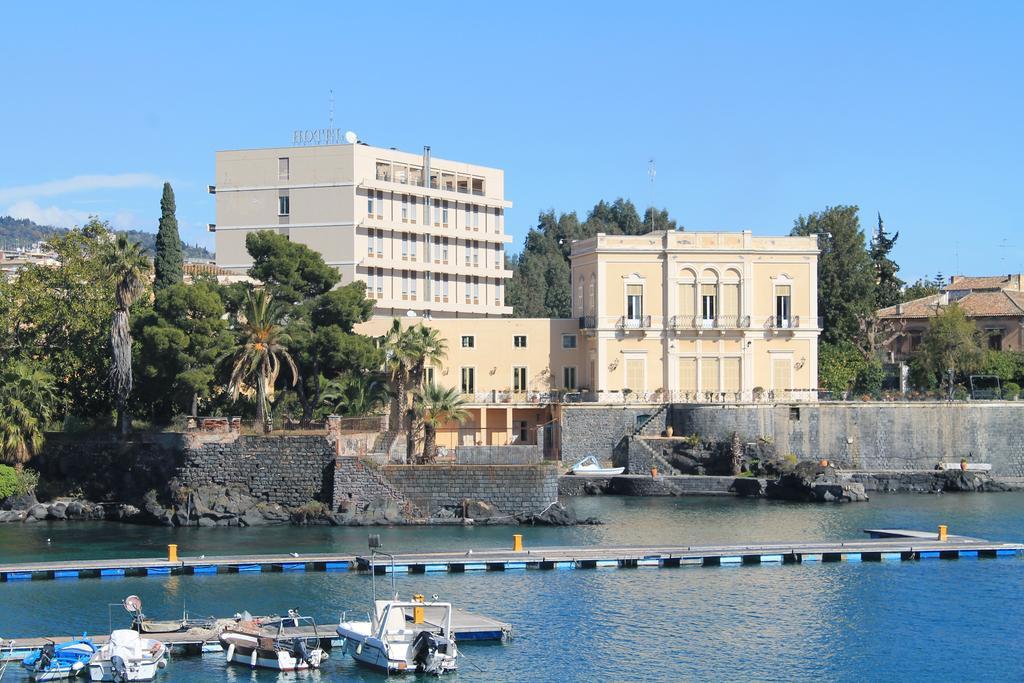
[328,89,334,133]
[648,159,657,233]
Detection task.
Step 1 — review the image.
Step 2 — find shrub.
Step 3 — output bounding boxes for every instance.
[1002,382,1021,400]
[0,465,39,500]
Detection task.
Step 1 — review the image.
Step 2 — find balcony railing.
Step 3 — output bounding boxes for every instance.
[669,315,751,330]
[767,315,800,330]
[617,315,652,330]
[579,315,597,329]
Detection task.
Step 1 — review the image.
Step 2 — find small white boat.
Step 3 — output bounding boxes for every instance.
[337,598,458,675]
[87,630,167,681]
[570,455,624,476]
[219,612,327,671]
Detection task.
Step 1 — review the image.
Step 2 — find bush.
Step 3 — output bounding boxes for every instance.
[1002,382,1021,400]
[0,465,39,500]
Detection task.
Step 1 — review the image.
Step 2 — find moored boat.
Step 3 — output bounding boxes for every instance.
[87,630,167,682]
[570,455,625,476]
[337,597,459,675]
[21,637,96,681]
[219,611,327,671]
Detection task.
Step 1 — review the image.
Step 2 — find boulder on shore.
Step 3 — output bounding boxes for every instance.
[766,462,868,503]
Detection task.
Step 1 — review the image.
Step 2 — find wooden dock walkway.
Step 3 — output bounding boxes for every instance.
[1,606,511,662]
[0,529,1019,583]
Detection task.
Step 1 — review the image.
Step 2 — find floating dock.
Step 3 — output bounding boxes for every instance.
[0,606,511,662]
[1,529,1019,583]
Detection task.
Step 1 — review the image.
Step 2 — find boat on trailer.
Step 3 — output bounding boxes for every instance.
[21,636,96,681]
[219,611,327,671]
[570,455,625,476]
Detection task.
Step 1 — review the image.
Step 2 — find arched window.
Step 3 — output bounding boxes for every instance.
[700,268,719,328]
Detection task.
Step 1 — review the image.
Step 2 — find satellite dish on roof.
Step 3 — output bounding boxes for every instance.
[344,131,358,144]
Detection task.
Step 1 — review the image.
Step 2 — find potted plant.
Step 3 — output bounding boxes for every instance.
[665,424,674,438]
[960,457,968,471]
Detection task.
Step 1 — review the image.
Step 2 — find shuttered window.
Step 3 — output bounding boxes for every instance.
[678,358,697,394]
[723,357,741,393]
[721,283,740,319]
[678,283,695,318]
[701,357,720,393]
[625,357,645,392]
[772,357,791,396]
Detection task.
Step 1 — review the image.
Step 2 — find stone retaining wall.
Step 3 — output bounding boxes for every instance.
[558,474,759,496]
[332,456,411,512]
[558,406,666,466]
[455,445,543,465]
[382,464,559,517]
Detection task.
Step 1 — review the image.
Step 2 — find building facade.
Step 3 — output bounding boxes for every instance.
[211,142,513,318]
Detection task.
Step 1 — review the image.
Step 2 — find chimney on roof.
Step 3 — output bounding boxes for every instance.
[896,303,903,315]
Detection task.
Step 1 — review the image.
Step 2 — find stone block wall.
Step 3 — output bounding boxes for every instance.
[177,434,335,507]
[671,402,1024,475]
[381,464,559,517]
[455,445,543,465]
[558,406,667,465]
[332,456,410,512]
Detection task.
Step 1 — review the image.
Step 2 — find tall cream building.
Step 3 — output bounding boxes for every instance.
[211,140,513,317]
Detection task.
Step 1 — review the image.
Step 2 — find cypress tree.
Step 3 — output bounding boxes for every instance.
[870,213,904,309]
[153,182,183,291]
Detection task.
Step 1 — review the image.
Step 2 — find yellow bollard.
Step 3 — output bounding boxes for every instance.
[167,544,178,562]
[513,534,523,552]
[938,525,948,541]
[412,594,425,624]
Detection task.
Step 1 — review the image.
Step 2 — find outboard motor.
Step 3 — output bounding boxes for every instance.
[111,655,129,683]
[411,630,446,673]
[36,642,56,672]
[291,638,315,668]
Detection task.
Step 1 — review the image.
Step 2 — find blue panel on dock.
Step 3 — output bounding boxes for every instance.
[6,572,32,581]
[454,630,504,641]
[325,562,350,572]
[281,563,305,572]
[384,565,409,573]
[959,550,979,558]
[881,552,902,561]
[719,556,743,565]
[554,561,574,570]
[146,567,172,576]
[237,564,262,573]
[919,551,940,559]
[100,568,125,577]
[463,563,487,571]
[801,554,821,563]
[596,560,619,568]
[845,553,862,563]
[995,549,1017,556]
[192,565,217,575]
[425,564,448,572]
[503,562,526,570]
[54,570,79,579]
[760,554,784,564]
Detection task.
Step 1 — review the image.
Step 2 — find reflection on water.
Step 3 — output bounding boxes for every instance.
[2,494,1023,681]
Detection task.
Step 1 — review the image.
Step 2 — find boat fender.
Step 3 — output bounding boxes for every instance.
[158,658,167,669]
[250,648,258,668]
[355,642,363,655]
[225,643,235,662]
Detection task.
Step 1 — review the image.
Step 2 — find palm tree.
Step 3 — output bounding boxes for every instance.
[414,383,469,464]
[403,325,448,461]
[228,289,298,432]
[380,320,417,430]
[103,235,149,436]
[0,362,58,469]
[319,375,390,417]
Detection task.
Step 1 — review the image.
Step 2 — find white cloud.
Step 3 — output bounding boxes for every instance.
[6,200,91,228]
[0,173,163,204]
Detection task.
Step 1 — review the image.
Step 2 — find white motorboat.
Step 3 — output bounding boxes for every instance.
[87,630,167,682]
[219,611,327,671]
[570,455,624,476]
[337,598,458,675]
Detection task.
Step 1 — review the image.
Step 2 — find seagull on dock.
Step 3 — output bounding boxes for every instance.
[289,552,299,558]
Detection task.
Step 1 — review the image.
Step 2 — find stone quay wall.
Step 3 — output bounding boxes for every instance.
[670,402,1024,476]
[332,456,410,512]
[455,444,543,465]
[177,434,336,507]
[558,406,668,466]
[381,464,559,517]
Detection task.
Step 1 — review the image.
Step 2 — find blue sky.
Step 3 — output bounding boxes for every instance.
[1,1,1021,281]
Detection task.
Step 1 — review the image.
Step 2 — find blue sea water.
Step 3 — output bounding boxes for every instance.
[1,494,1022,681]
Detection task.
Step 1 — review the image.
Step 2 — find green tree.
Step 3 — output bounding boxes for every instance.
[103,234,150,435]
[0,362,57,469]
[227,289,298,432]
[153,182,183,292]
[817,342,863,396]
[414,383,469,463]
[402,325,449,461]
[319,375,390,418]
[134,281,234,420]
[870,213,903,309]
[791,205,875,345]
[910,303,985,394]
[381,320,417,440]
[246,231,339,304]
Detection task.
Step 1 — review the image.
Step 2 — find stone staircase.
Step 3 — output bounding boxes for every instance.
[332,456,422,517]
[628,435,681,475]
[634,403,670,436]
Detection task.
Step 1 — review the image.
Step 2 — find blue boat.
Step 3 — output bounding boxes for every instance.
[21,636,97,680]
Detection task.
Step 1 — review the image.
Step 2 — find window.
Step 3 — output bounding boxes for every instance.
[577,277,584,315]
[626,284,643,321]
[464,203,471,229]
[721,283,740,325]
[278,195,290,216]
[367,229,383,257]
[701,357,720,393]
[562,334,578,349]
[367,191,374,217]
[401,270,409,300]
[461,335,475,348]
[772,356,792,396]
[434,273,450,303]
[678,282,696,324]
[494,208,502,233]
[376,191,384,219]
[433,236,449,264]
[987,329,1003,351]
[461,367,475,394]
[723,357,741,394]
[401,233,409,260]
[278,157,289,181]
[472,241,479,267]
[513,366,527,392]
[433,199,441,226]
[442,200,449,227]
[408,195,417,224]
[473,276,480,304]
[472,204,479,230]
[495,246,502,270]
[513,335,527,348]
[518,420,529,443]
[375,230,383,257]
[625,357,645,392]
[366,268,384,299]
[588,275,595,314]
[775,285,792,328]
[401,194,409,222]
[678,357,697,395]
[701,284,717,325]
[424,367,435,386]
[563,366,577,390]
[494,282,502,306]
